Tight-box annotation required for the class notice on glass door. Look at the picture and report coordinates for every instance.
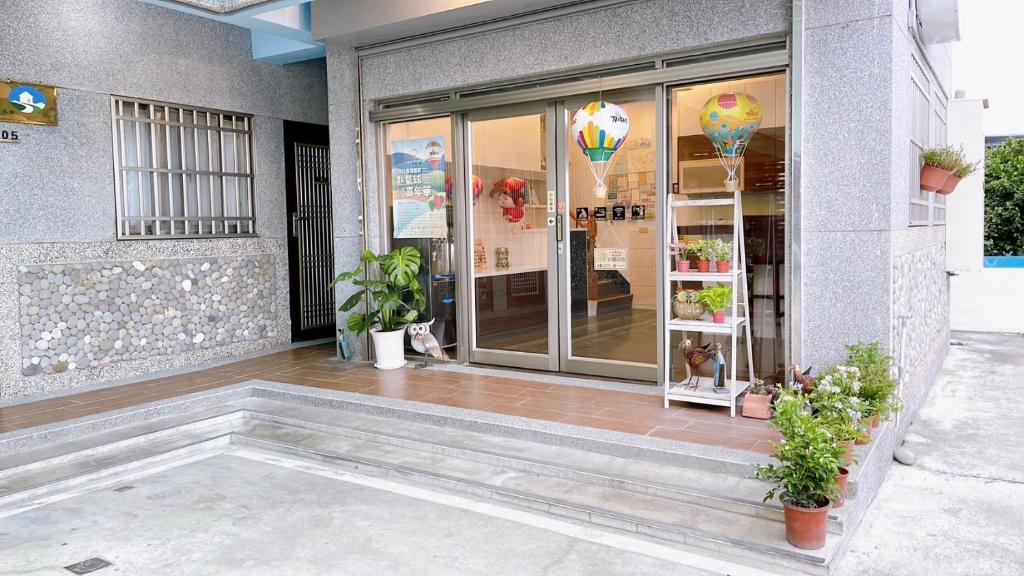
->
[594,248,628,270]
[391,137,448,239]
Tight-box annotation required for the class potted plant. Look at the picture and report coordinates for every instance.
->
[808,365,868,466]
[742,377,776,419]
[835,466,850,508]
[712,239,733,273]
[920,146,957,192]
[333,246,426,370]
[698,284,732,324]
[672,288,704,321]
[845,342,901,428]
[937,149,979,195]
[669,242,692,272]
[691,239,713,273]
[755,388,844,550]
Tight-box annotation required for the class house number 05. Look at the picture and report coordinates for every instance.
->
[0,130,20,143]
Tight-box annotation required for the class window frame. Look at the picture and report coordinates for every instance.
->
[909,56,948,227]
[111,96,258,240]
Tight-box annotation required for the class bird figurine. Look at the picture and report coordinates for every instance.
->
[408,319,449,361]
[790,364,814,394]
[679,339,713,389]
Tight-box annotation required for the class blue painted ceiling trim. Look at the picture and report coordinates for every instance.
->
[143,0,325,64]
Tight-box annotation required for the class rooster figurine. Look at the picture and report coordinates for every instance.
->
[679,339,713,389]
[790,364,814,394]
[408,319,449,361]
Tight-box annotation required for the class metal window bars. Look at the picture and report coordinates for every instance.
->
[111,97,256,239]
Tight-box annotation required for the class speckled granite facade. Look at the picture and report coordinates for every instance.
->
[1,239,290,400]
[17,256,276,377]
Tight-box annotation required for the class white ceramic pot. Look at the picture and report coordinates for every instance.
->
[371,327,407,370]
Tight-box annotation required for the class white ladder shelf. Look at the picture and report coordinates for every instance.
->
[663,189,755,417]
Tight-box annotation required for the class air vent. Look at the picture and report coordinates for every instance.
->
[378,93,453,110]
[663,42,789,69]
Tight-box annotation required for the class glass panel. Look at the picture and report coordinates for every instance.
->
[468,113,549,354]
[566,92,657,365]
[384,117,458,359]
[668,73,788,387]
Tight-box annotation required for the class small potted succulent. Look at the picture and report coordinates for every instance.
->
[755,388,844,550]
[691,239,714,273]
[712,239,733,273]
[742,377,776,419]
[669,242,692,272]
[698,284,732,324]
[672,288,704,321]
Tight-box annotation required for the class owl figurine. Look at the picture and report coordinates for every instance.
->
[407,319,449,361]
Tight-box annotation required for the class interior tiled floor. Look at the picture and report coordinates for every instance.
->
[0,344,779,455]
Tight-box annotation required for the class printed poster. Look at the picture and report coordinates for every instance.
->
[595,248,628,270]
[391,137,447,239]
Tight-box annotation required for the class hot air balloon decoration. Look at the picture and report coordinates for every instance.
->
[444,173,484,205]
[699,92,763,191]
[490,176,529,224]
[571,101,630,199]
[426,140,444,170]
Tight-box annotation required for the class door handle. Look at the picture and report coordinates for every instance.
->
[291,212,299,238]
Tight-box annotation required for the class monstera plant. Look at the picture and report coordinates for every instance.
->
[333,246,426,369]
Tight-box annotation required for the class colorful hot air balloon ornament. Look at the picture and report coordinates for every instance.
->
[572,101,630,199]
[699,92,763,191]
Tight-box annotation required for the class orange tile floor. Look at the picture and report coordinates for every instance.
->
[0,344,780,455]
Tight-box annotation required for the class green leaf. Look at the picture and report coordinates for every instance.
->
[346,313,368,333]
[339,291,364,312]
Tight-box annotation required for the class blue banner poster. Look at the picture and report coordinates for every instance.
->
[391,137,447,239]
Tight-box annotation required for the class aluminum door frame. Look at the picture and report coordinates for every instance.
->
[554,88,661,382]
[462,101,560,371]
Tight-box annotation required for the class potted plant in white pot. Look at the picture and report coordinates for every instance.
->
[755,388,845,550]
[333,246,426,370]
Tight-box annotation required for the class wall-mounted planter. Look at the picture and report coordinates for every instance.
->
[936,174,961,195]
[920,165,952,192]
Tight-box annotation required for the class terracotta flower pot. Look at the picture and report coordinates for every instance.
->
[870,415,880,429]
[834,467,850,508]
[696,260,711,273]
[711,311,727,324]
[936,175,961,195]
[716,261,730,273]
[741,392,772,419]
[920,165,952,192]
[676,259,691,272]
[783,500,832,550]
[855,431,870,445]
[841,440,855,466]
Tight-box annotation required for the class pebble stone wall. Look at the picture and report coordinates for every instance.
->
[891,242,948,379]
[18,256,276,377]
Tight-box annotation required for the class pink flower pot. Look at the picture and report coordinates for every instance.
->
[676,259,691,272]
[936,175,961,195]
[716,261,730,273]
[711,311,726,324]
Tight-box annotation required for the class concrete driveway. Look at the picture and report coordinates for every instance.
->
[837,331,1024,576]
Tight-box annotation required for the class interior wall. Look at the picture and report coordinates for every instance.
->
[0,0,328,400]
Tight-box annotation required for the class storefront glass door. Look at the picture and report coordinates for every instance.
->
[464,104,558,370]
[463,93,659,381]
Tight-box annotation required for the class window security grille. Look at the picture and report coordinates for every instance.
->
[112,97,256,238]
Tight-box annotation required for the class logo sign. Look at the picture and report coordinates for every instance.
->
[631,205,646,220]
[575,207,589,222]
[1,80,58,125]
[595,248,627,270]
[594,206,608,221]
[611,204,626,221]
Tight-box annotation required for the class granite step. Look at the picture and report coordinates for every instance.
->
[233,418,839,575]
[239,398,851,535]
